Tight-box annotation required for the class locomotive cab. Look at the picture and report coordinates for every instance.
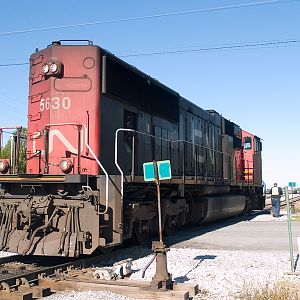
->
[27,40,101,176]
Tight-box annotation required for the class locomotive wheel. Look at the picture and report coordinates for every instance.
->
[150,217,159,235]
[176,211,187,227]
[185,193,195,224]
[164,216,176,236]
[133,220,150,246]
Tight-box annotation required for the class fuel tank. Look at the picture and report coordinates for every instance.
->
[201,195,246,223]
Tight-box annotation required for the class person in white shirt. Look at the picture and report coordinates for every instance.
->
[270,183,283,217]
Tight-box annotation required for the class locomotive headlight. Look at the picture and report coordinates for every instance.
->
[0,160,10,174]
[49,63,58,73]
[60,159,73,173]
[41,64,49,75]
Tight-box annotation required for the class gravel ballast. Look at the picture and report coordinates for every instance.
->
[41,247,293,300]
[130,247,292,299]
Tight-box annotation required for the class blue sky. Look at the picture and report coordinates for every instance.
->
[0,0,299,188]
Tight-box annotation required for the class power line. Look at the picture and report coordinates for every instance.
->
[119,39,300,57]
[0,97,25,114]
[0,92,26,113]
[0,91,25,105]
[0,62,29,67]
[0,0,298,37]
[0,37,299,67]
[0,57,27,62]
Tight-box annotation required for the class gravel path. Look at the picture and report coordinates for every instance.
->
[0,251,16,257]
[248,210,288,222]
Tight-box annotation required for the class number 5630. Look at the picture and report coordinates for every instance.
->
[40,97,71,111]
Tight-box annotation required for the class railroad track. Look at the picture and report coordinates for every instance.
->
[0,246,198,300]
[265,194,300,210]
[0,253,84,299]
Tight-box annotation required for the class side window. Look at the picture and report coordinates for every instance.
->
[243,136,252,150]
[124,110,137,148]
[124,110,136,130]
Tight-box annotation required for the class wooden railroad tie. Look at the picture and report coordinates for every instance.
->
[39,277,199,300]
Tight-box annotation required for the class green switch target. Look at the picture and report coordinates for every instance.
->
[143,160,172,182]
[157,160,171,180]
[143,162,156,182]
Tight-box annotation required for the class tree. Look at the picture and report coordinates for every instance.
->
[1,128,27,173]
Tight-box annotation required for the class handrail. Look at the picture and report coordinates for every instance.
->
[114,128,238,198]
[45,123,109,214]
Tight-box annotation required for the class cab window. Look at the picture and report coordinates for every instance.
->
[244,136,252,150]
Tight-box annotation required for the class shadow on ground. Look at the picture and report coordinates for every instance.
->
[164,210,270,247]
[174,254,217,283]
[91,210,270,267]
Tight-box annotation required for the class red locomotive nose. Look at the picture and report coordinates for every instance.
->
[27,42,100,176]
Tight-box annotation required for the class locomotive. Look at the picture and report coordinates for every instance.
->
[0,40,264,257]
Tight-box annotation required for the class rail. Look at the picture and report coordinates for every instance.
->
[265,194,300,209]
[45,123,109,214]
[0,246,197,299]
[115,128,253,198]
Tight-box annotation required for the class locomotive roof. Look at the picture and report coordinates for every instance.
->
[45,41,239,129]
[98,44,221,125]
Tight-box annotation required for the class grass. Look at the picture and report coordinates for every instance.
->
[239,279,300,300]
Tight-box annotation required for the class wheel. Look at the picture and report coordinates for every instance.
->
[133,220,151,246]
[176,211,187,227]
[164,216,176,236]
[150,216,159,235]
[185,192,197,224]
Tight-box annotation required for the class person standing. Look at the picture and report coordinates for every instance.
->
[270,183,283,217]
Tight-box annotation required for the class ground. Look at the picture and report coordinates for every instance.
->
[2,205,299,299]
[47,208,300,299]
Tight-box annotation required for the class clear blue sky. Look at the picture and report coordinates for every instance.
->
[0,0,299,188]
